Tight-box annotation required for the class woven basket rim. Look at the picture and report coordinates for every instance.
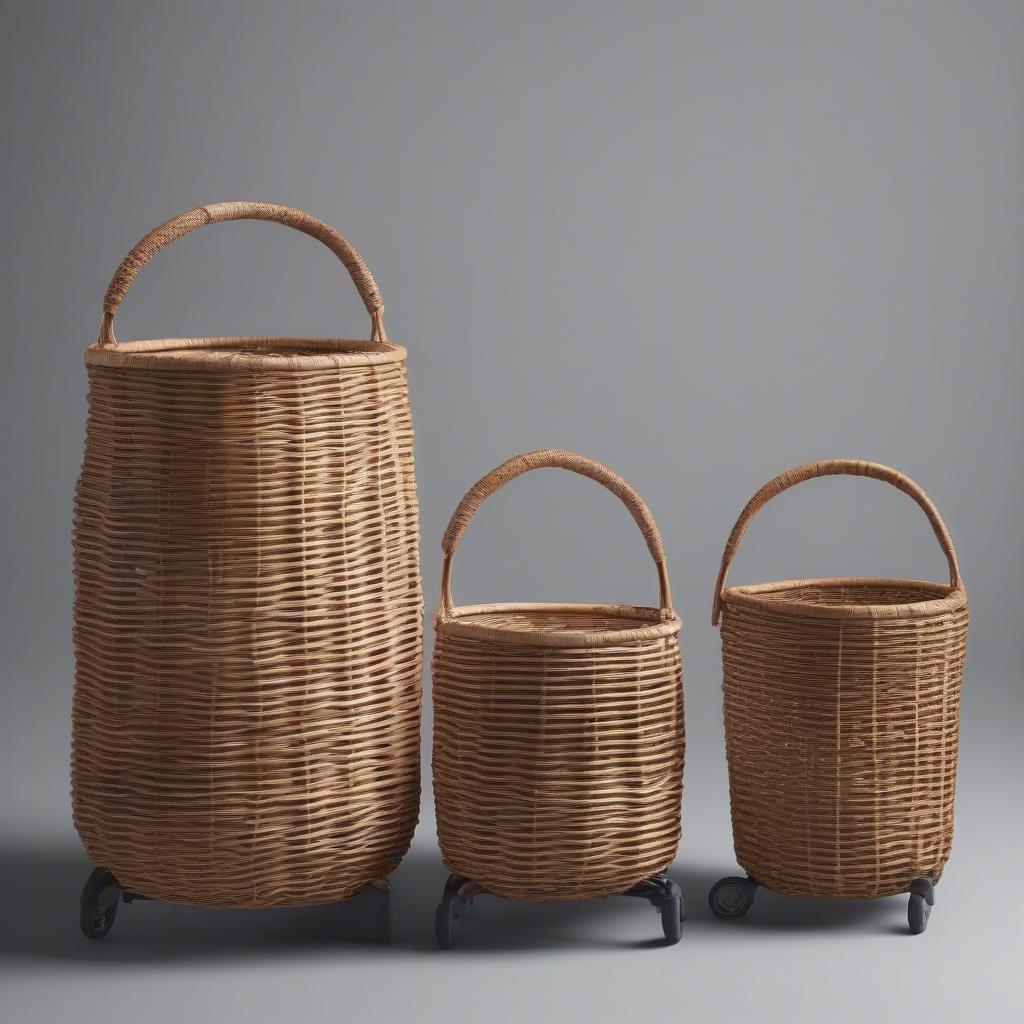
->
[434,601,682,647]
[85,336,407,370]
[722,576,967,620]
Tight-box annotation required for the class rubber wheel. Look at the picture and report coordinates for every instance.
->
[80,900,117,939]
[708,876,755,921]
[908,893,931,935]
[435,901,454,950]
[661,894,683,944]
[80,867,121,940]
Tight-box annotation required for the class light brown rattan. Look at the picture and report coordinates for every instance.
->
[72,202,423,908]
[713,460,968,900]
[432,450,684,902]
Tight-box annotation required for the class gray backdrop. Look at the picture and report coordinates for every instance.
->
[2,2,1022,1021]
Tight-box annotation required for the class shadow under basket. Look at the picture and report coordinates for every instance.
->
[707,459,968,936]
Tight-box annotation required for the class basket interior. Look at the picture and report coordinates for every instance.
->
[754,580,947,608]
[177,342,355,359]
[455,606,661,634]
[437,602,683,646]
[86,337,404,369]
[724,577,965,619]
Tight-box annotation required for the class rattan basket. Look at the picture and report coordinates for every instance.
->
[712,460,968,901]
[432,449,684,902]
[72,202,423,909]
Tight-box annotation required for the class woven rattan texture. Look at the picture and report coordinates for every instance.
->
[715,461,969,900]
[432,451,684,901]
[755,580,943,609]
[73,359,422,907]
[453,607,657,633]
[72,203,422,908]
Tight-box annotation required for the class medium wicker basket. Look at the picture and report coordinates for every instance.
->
[72,202,423,909]
[432,449,684,902]
[712,460,968,901]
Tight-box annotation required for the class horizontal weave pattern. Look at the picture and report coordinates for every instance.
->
[433,615,683,901]
[721,585,967,898]
[73,347,422,907]
[715,460,968,901]
[432,450,683,903]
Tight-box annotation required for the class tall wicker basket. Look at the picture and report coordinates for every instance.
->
[707,460,968,934]
[431,450,685,947]
[72,203,422,933]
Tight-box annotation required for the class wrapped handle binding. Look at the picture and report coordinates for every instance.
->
[712,459,963,625]
[440,449,673,615]
[97,201,386,346]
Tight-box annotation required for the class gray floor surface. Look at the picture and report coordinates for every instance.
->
[2,671,1021,1024]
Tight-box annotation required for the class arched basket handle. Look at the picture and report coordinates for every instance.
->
[712,459,963,625]
[440,449,674,617]
[96,201,386,346]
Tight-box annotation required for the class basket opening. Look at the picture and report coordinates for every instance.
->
[458,606,659,633]
[85,337,406,369]
[436,602,682,647]
[723,577,966,620]
[756,580,947,608]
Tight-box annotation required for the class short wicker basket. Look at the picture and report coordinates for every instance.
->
[432,450,684,902]
[712,460,968,901]
[72,202,423,909]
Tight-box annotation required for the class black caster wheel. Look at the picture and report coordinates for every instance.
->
[434,875,468,950]
[661,891,684,944]
[80,867,122,940]
[624,873,684,944]
[708,876,757,921]
[908,878,935,935]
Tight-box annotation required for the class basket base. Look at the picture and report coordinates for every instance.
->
[707,872,938,935]
[433,872,684,948]
[78,866,393,943]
